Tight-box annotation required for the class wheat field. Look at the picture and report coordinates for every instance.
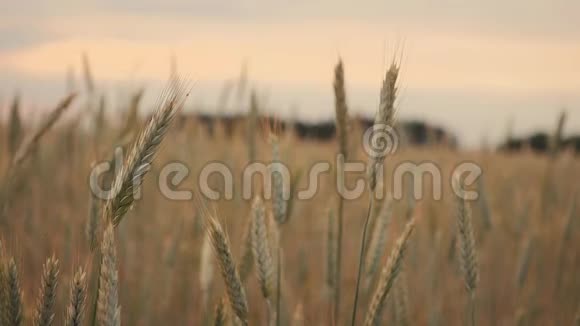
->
[0,61,579,326]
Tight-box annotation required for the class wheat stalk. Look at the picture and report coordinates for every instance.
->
[82,53,95,93]
[555,193,577,294]
[291,302,305,326]
[285,169,302,222]
[8,93,23,158]
[363,197,384,265]
[0,93,76,215]
[325,208,337,296]
[97,223,121,326]
[86,189,101,251]
[65,267,87,326]
[405,176,416,220]
[550,110,567,157]
[33,255,59,326]
[393,270,410,326]
[267,213,281,262]
[476,178,493,231]
[12,93,77,170]
[333,59,350,324]
[515,237,534,291]
[117,89,144,145]
[514,308,527,326]
[0,241,6,325]
[247,91,259,162]
[94,94,107,136]
[364,196,392,289]
[214,298,227,326]
[238,213,254,283]
[363,218,415,326]
[0,255,5,325]
[205,214,249,325]
[351,61,399,326]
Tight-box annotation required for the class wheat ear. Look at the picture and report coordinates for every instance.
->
[454,175,479,326]
[363,218,415,326]
[65,267,87,326]
[251,196,275,300]
[271,136,288,225]
[102,78,188,228]
[5,258,23,326]
[455,179,479,293]
[33,255,59,326]
[334,59,349,160]
[367,62,398,192]
[206,215,249,325]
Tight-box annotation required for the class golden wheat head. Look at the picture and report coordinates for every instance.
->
[101,78,189,229]
[33,255,59,326]
[205,214,249,325]
[364,218,415,326]
[65,267,87,326]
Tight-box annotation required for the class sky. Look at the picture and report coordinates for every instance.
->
[1,0,579,148]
